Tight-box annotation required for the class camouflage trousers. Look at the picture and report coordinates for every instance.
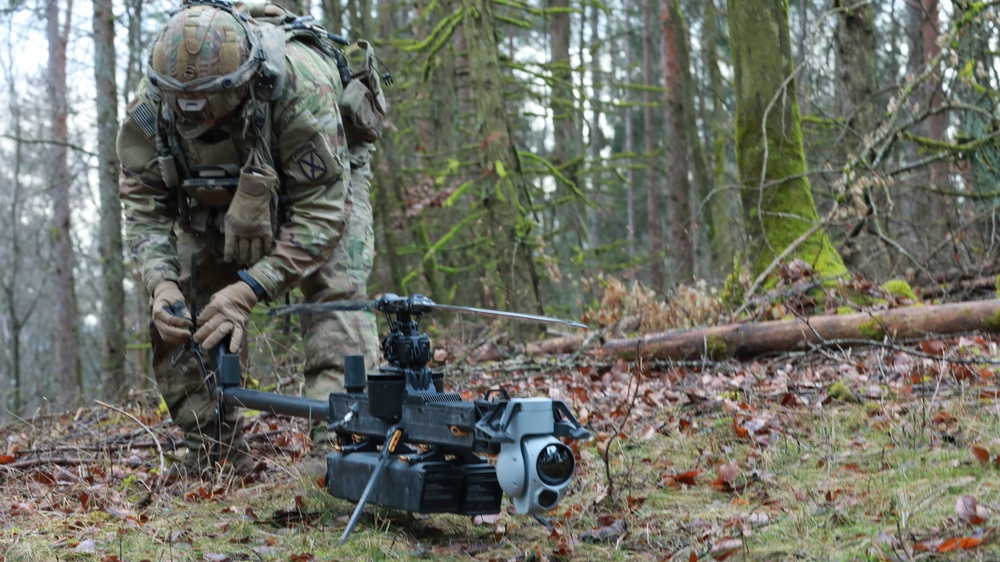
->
[151,143,380,453]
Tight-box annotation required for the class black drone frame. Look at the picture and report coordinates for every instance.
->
[200,293,590,544]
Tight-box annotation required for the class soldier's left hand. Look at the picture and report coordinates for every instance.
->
[193,281,258,352]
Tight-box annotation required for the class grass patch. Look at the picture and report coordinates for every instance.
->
[3,357,1000,560]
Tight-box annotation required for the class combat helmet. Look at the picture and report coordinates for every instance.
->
[147,0,263,123]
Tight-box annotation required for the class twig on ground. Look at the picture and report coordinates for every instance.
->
[95,400,166,481]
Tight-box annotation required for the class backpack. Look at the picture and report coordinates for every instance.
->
[236,0,389,144]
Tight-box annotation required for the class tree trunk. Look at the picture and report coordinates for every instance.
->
[703,0,737,272]
[642,0,664,290]
[477,299,1000,363]
[2,85,29,414]
[660,0,692,281]
[604,299,1000,361]
[954,1,1000,219]
[549,0,584,246]
[370,0,403,292]
[358,0,373,35]
[834,0,878,157]
[670,0,711,279]
[728,0,847,285]
[123,0,145,101]
[624,12,637,259]
[94,0,127,401]
[586,1,602,250]
[905,0,946,233]
[461,0,543,315]
[323,0,344,34]
[796,0,810,114]
[47,0,80,409]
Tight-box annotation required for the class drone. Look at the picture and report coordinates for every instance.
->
[205,293,591,543]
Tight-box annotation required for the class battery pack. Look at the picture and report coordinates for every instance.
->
[326,451,502,515]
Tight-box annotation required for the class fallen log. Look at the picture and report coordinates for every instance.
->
[603,299,1000,361]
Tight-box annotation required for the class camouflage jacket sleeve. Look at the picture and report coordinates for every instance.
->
[118,79,181,295]
[246,41,351,298]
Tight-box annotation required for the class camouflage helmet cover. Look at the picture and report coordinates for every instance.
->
[148,2,261,122]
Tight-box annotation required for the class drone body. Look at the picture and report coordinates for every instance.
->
[214,294,590,541]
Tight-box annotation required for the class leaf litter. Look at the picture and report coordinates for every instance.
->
[3,277,1000,558]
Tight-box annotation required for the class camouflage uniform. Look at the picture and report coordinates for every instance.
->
[119,12,379,460]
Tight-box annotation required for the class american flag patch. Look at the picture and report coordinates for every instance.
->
[129,100,157,138]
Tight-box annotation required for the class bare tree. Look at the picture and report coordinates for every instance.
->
[660,0,692,280]
[46,0,80,408]
[728,0,847,285]
[642,0,664,290]
[94,0,126,399]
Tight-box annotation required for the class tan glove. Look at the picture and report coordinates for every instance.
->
[193,281,258,353]
[151,281,193,345]
[224,164,278,266]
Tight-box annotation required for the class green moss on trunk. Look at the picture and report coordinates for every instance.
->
[461,0,542,315]
[982,308,1000,333]
[857,317,886,340]
[728,0,847,285]
[880,279,918,301]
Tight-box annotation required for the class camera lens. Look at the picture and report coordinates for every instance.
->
[538,490,559,509]
[536,443,574,485]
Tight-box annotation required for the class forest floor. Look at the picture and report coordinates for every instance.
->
[3,289,1000,560]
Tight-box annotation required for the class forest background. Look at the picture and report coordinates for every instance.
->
[0,0,998,417]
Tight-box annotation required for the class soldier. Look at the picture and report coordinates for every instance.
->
[118,0,384,477]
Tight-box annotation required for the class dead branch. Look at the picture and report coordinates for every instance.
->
[95,400,165,479]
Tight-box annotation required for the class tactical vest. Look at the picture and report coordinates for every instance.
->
[138,0,388,233]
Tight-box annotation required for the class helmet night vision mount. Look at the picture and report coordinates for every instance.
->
[205,293,591,543]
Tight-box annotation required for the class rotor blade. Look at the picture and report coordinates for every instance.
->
[268,300,376,316]
[427,303,588,329]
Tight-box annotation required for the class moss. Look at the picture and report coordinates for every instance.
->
[880,279,918,301]
[837,306,854,315]
[995,274,1000,299]
[857,316,886,340]
[982,309,1000,333]
[729,1,847,286]
[704,335,729,361]
[827,382,857,403]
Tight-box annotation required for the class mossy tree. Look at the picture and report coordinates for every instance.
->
[727,0,847,285]
[702,0,738,276]
[660,0,692,281]
[460,0,543,314]
[954,0,1000,222]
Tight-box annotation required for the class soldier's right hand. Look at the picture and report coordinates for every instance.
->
[151,281,193,345]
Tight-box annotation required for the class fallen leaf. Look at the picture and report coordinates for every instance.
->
[717,461,739,484]
[958,529,985,549]
[732,418,750,440]
[937,537,960,553]
[472,513,503,525]
[971,446,991,466]
[578,518,627,543]
[73,539,97,553]
[956,495,989,525]
[670,469,701,487]
[710,537,742,560]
